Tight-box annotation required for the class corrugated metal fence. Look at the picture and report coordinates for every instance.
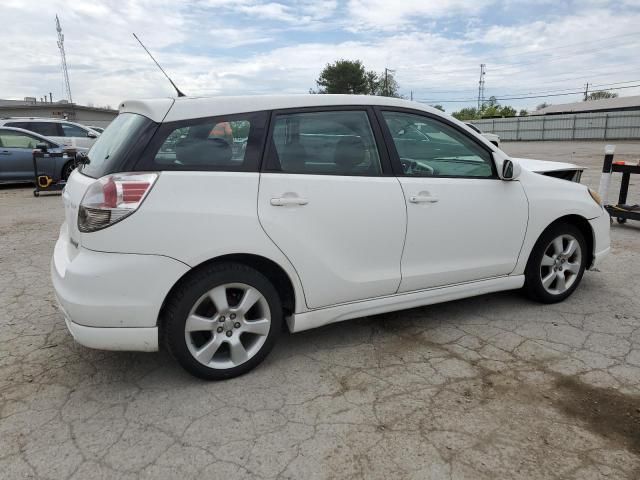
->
[470,111,640,141]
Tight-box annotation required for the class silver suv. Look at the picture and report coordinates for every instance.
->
[0,118,100,153]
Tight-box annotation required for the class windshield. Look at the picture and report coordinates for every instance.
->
[81,113,156,178]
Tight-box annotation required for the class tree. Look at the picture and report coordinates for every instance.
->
[378,70,401,98]
[311,60,402,97]
[586,90,618,101]
[452,107,479,121]
[519,109,528,117]
[313,60,373,94]
[431,104,445,112]
[536,102,550,111]
[452,99,518,120]
[500,106,517,117]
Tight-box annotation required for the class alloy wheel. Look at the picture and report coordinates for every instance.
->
[539,234,582,295]
[184,283,271,369]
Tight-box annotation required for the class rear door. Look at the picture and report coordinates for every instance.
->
[60,122,94,149]
[258,107,407,309]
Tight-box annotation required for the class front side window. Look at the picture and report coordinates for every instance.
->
[153,118,256,170]
[0,129,47,149]
[61,123,88,137]
[266,110,381,176]
[382,111,494,178]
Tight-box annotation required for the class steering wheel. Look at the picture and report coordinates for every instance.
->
[400,158,436,176]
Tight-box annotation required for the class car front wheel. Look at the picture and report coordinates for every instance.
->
[524,223,587,303]
[162,262,282,380]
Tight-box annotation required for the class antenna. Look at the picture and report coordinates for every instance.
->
[477,64,486,110]
[56,15,73,103]
[132,33,185,97]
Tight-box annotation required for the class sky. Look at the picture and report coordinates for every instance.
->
[2,0,640,113]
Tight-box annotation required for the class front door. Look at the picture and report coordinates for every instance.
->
[258,108,406,309]
[378,109,528,292]
[0,129,41,181]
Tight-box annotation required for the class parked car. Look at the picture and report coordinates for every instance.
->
[87,126,105,133]
[0,126,72,183]
[465,123,500,147]
[52,95,610,380]
[0,118,100,155]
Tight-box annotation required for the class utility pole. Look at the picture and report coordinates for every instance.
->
[584,82,589,101]
[383,68,396,97]
[56,14,73,104]
[477,64,486,110]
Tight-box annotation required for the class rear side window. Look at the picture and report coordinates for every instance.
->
[144,111,268,172]
[81,113,157,179]
[265,110,381,176]
[26,122,60,137]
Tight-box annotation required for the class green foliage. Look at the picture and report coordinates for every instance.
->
[313,59,372,94]
[312,59,401,97]
[519,109,528,117]
[451,107,479,121]
[452,98,517,120]
[586,90,618,101]
[431,104,445,112]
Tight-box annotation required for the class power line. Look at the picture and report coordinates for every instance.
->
[415,83,640,103]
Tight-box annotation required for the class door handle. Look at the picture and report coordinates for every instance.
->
[270,196,309,206]
[409,194,439,204]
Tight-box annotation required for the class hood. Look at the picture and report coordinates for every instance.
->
[513,157,584,173]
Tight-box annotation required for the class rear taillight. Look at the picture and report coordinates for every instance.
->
[78,173,158,232]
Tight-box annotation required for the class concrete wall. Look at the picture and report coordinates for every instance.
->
[470,110,640,141]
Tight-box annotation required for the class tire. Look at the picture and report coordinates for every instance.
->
[524,223,587,304]
[162,262,282,380]
[61,160,75,181]
[617,217,627,225]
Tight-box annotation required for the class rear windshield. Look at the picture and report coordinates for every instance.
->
[81,113,157,178]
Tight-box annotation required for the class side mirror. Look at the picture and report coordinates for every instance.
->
[87,131,98,138]
[501,158,522,180]
[35,143,48,152]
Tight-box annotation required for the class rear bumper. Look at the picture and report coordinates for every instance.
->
[63,314,158,352]
[51,224,189,351]
[589,212,611,269]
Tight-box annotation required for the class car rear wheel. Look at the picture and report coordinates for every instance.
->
[524,223,587,303]
[162,262,282,380]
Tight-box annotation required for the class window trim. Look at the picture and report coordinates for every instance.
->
[134,111,269,173]
[374,107,499,180]
[262,105,394,177]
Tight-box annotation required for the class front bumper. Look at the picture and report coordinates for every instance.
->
[589,212,611,269]
[51,224,190,351]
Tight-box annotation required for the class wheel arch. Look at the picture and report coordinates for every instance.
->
[529,214,594,268]
[158,253,298,331]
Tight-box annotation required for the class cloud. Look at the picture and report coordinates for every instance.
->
[346,0,495,30]
[0,0,639,113]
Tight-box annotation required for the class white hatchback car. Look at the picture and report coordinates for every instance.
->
[52,95,610,379]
